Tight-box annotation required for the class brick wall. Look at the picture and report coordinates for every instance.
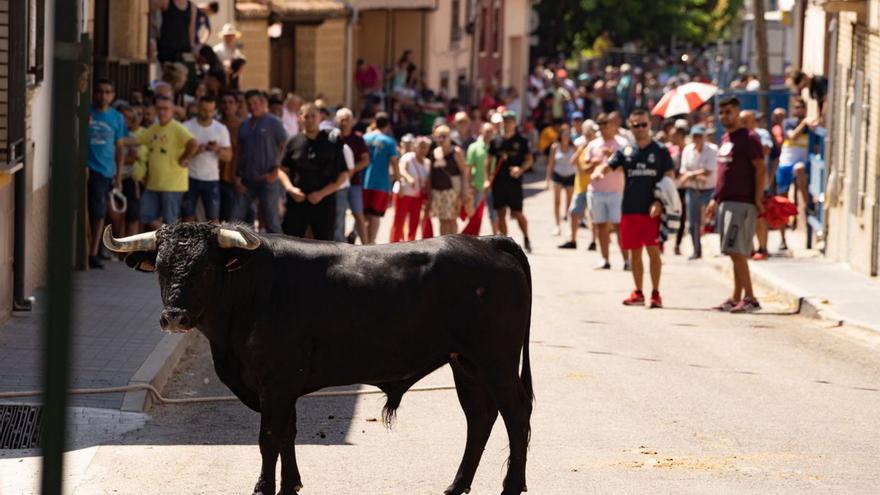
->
[295,24,317,98]
[314,18,345,105]
[239,18,270,90]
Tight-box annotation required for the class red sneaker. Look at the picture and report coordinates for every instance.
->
[752,250,769,261]
[649,290,663,309]
[623,290,645,306]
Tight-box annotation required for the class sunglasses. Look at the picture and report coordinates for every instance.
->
[630,122,649,129]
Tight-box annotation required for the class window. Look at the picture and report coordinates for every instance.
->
[451,0,462,44]
[27,0,45,84]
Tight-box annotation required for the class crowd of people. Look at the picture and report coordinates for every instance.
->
[86,13,824,313]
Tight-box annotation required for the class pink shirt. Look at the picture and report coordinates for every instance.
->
[586,135,628,193]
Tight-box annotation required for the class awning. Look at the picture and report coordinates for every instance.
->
[817,0,868,15]
[349,0,436,10]
[236,1,349,20]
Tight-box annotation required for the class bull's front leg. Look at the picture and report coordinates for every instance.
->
[279,404,302,494]
[253,393,299,495]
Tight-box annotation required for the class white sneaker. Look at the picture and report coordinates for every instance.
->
[552,226,561,236]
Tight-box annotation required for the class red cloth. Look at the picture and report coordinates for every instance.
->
[620,214,661,249]
[390,194,425,242]
[421,214,433,239]
[763,195,798,229]
[461,198,486,236]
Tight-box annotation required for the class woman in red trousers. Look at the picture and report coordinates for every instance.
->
[390,136,431,242]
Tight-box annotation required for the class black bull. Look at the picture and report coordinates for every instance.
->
[104,223,534,495]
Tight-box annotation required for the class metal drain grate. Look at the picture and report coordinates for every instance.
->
[0,405,43,449]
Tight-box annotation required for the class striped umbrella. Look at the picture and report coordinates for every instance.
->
[651,82,718,118]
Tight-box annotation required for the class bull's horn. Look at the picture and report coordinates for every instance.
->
[103,226,157,252]
[217,228,260,250]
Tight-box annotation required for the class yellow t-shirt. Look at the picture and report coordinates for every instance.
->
[131,127,150,183]
[137,120,194,192]
[574,148,591,194]
[538,127,558,154]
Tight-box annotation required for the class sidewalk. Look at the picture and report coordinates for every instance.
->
[703,229,880,334]
[0,261,193,412]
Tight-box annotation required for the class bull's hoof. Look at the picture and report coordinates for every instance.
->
[253,477,275,495]
[277,484,303,495]
[444,484,471,495]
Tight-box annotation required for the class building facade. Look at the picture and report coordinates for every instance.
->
[423,0,474,100]
[818,0,880,276]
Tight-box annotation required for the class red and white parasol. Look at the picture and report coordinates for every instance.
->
[651,82,718,118]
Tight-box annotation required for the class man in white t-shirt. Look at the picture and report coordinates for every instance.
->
[182,96,232,222]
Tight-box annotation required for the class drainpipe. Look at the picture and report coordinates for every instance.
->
[822,17,837,255]
[12,142,31,311]
[340,1,356,108]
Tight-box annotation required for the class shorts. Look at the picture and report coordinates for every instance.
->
[717,201,757,256]
[181,178,220,220]
[121,178,141,223]
[87,172,113,220]
[569,191,587,216]
[140,190,185,225]
[552,172,575,187]
[620,214,660,249]
[363,188,390,217]
[431,188,460,221]
[775,161,806,194]
[347,184,365,215]
[492,180,524,212]
[587,191,622,224]
[283,194,337,241]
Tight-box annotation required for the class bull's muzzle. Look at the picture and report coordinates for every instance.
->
[160,308,194,333]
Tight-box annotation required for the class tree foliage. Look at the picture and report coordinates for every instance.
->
[533,0,743,58]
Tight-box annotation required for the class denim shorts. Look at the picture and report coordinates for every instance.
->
[87,172,113,220]
[347,184,364,215]
[569,191,588,216]
[182,178,221,220]
[140,190,185,225]
[587,191,622,224]
[121,178,141,223]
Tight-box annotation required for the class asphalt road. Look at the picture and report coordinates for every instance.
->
[16,172,880,494]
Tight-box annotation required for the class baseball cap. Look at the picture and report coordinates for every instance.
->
[502,110,518,120]
[674,118,689,130]
[689,124,706,136]
[490,112,504,124]
[570,111,584,121]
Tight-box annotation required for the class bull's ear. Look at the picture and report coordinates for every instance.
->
[124,252,158,273]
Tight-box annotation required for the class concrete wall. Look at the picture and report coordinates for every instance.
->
[502,0,527,94]
[425,1,471,98]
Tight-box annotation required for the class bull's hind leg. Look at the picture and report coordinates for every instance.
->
[445,358,498,495]
[254,393,302,495]
[486,373,532,495]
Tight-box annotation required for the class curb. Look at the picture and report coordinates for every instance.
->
[707,257,847,327]
[121,331,198,412]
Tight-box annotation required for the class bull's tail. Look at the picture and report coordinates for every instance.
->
[485,236,534,403]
